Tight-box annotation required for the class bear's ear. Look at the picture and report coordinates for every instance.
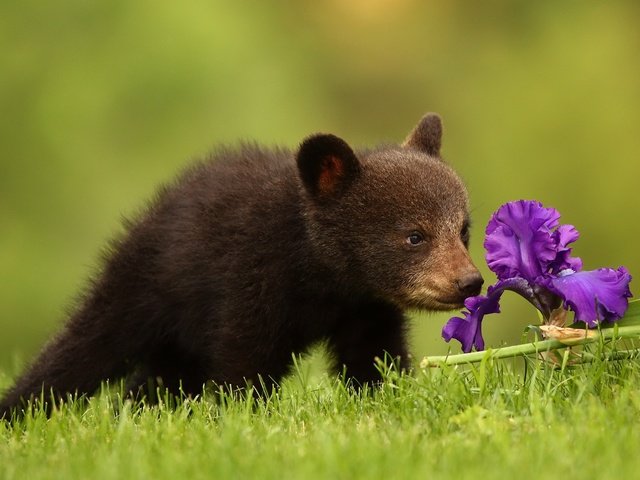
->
[402,113,442,157]
[296,134,361,199]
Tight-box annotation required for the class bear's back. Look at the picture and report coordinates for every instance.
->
[133,144,306,309]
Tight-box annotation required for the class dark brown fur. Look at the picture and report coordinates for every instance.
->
[0,113,482,419]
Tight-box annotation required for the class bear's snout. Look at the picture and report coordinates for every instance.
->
[455,271,484,298]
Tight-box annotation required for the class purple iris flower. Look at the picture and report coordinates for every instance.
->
[442,200,633,353]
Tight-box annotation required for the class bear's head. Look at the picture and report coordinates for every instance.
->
[296,113,483,311]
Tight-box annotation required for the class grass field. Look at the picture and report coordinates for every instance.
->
[2,349,639,480]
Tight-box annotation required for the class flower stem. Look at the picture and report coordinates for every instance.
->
[579,349,640,363]
[422,325,640,367]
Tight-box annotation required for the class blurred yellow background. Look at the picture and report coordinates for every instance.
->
[1,0,639,370]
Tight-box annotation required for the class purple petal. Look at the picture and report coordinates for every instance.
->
[442,278,535,352]
[442,296,498,353]
[484,200,561,281]
[541,267,633,327]
[548,224,583,274]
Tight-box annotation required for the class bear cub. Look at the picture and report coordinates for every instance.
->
[0,113,482,418]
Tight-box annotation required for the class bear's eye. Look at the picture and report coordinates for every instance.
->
[460,222,470,247]
[407,232,425,246]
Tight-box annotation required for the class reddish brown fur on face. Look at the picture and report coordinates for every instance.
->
[403,240,481,310]
[0,114,480,420]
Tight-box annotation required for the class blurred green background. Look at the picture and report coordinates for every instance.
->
[1,0,639,372]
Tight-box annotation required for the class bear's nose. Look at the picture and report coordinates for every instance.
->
[455,272,484,298]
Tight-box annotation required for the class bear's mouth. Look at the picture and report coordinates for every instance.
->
[429,297,466,311]
[402,293,466,311]
[397,283,468,311]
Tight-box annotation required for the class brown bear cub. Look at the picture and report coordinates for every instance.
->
[0,113,482,418]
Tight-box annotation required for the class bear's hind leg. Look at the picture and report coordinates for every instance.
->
[125,345,211,404]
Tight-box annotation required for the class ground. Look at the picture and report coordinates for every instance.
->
[1,349,639,480]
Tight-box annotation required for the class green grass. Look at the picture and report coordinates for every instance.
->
[2,351,640,480]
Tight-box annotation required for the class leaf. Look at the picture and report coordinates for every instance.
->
[538,325,597,345]
[546,307,568,327]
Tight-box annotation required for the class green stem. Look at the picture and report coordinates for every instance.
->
[579,349,640,363]
[422,325,640,367]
